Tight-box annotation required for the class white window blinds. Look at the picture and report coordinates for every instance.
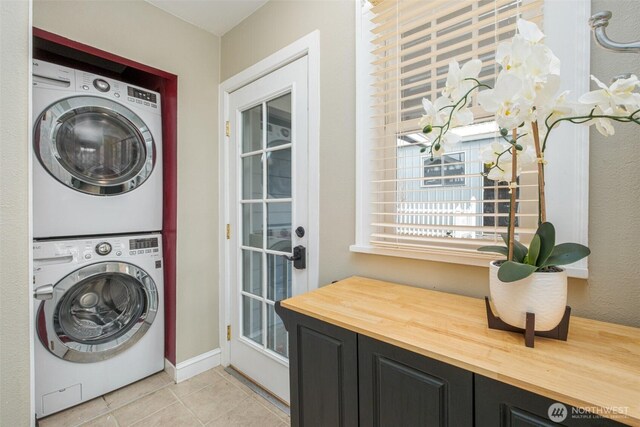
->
[362,0,544,256]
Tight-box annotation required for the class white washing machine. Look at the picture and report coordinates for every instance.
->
[33,233,164,418]
[32,60,163,238]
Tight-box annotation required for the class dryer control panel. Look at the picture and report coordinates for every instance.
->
[32,59,162,114]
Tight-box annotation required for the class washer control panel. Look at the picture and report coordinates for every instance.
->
[33,234,163,268]
[95,242,112,256]
[93,78,111,92]
[129,237,160,256]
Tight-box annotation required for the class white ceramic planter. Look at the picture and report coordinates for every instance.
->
[489,261,568,331]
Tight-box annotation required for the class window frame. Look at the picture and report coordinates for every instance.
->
[351,0,591,278]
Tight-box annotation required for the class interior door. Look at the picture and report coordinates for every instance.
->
[228,56,308,403]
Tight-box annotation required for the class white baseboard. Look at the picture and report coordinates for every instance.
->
[165,348,222,383]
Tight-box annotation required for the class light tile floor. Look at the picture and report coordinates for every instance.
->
[38,367,290,427]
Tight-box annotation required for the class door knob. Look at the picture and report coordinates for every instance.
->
[284,245,306,270]
[33,284,54,300]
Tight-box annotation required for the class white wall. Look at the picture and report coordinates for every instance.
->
[33,0,221,363]
[0,1,33,425]
[222,0,640,327]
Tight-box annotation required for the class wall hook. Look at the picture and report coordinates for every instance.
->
[589,11,640,54]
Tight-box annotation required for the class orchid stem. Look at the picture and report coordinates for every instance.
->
[531,121,547,225]
[507,129,518,261]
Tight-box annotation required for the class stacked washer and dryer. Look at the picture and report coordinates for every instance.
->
[32,60,165,418]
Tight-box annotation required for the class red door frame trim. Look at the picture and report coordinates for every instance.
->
[32,27,178,365]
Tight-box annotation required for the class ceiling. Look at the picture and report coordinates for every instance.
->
[146,0,269,36]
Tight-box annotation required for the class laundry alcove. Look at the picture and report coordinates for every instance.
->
[32,27,179,366]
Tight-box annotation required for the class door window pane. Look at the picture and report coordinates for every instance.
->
[267,304,288,358]
[242,203,263,248]
[267,202,291,252]
[242,250,262,296]
[242,154,263,200]
[267,93,291,149]
[242,104,263,153]
[267,254,292,302]
[242,296,263,345]
[267,149,291,199]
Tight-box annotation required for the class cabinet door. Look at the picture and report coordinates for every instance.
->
[358,336,473,427]
[475,375,626,426]
[287,311,359,427]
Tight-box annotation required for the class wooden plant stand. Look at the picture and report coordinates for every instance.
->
[485,297,571,348]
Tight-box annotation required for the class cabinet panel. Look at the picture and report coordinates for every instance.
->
[287,311,358,427]
[358,336,473,427]
[475,375,626,427]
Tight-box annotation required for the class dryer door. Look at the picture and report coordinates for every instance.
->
[36,262,158,362]
[34,96,156,196]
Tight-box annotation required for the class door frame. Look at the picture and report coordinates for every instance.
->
[219,31,320,367]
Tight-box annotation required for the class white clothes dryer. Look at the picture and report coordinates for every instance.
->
[33,233,165,418]
[32,60,163,238]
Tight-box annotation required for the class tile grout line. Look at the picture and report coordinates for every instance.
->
[166,383,206,426]
[81,375,173,427]
[220,367,290,421]
[128,401,184,427]
[104,374,173,412]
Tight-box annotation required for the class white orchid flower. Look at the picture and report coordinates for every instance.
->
[478,73,531,129]
[517,18,545,43]
[579,74,640,113]
[440,130,461,146]
[442,59,482,100]
[588,106,616,136]
[451,107,474,127]
[482,142,508,165]
[418,96,451,130]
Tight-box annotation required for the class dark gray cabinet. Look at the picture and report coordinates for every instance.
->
[285,310,359,427]
[358,336,473,427]
[278,304,627,427]
[475,375,625,427]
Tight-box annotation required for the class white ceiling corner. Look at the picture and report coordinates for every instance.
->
[145,0,269,37]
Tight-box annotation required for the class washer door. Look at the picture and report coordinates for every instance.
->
[34,96,155,196]
[36,262,158,362]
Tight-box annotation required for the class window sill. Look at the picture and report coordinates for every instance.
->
[349,244,588,279]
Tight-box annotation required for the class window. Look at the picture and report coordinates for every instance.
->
[422,152,466,187]
[352,0,591,278]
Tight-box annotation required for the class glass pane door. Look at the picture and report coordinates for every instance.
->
[240,93,292,360]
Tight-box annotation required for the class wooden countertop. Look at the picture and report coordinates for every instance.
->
[280,276,640,425]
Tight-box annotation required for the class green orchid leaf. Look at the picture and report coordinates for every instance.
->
[542,243,591,267]
[477,245,508,257]
[527,234,541,266]
[535,222,556,267]
[497,261,538,283]
[499,233,527,262]
[512,239,528,263]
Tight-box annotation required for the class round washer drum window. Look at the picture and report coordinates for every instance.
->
[36,262,159,363]
[54,272,146,345]
[34,96,156,196]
